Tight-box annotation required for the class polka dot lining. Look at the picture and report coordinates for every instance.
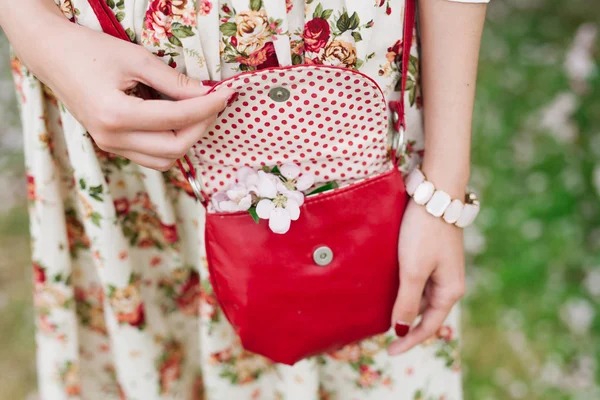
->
[191,65,391,194]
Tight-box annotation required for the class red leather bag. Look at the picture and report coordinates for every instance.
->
[87,0,415,365]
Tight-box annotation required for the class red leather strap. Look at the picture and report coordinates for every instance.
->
[86,0,205,200]
[400,0,416,130]
[390,0,416,166]
[88,0,130,41]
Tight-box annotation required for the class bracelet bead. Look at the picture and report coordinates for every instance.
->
[413,181,435,205]
[425,190,452,217]
[405,168,425,196]
[405,167,480,228]
[442,199,464,224]
[455,202,480,228]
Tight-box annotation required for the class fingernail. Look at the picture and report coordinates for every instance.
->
[201,80,218,87]
[394,321,410,337]
[225,92,239,107]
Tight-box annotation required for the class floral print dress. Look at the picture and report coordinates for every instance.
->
[11,0,487,399]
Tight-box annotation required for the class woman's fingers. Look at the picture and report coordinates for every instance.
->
[132,50,210,100]
[97,87,234,133]
[390,262,430,338]
[387,302,452,356]
[114,149,176,172]
[96,117,215,159]
[388,267,465,356]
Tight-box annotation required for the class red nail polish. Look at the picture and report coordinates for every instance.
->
[226,92,239,107]
[394,322,410,337]
[201,80,218,87]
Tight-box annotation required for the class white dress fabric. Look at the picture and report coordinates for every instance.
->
[11,0,487,399]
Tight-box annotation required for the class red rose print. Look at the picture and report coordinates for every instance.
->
[221,5,231,13]
[303,18,331,53]
[33,262,46,285]
[175,271,200,315]
[113,198,130,215]
[199,0,212,16]
[116,303,146,328]
[386,6,392,15]
[161,222,179,244]
[236,42,279,69]
[27,175,35,201]
[230,36,238,47]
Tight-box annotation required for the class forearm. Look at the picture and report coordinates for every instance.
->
[418,0,487,198]
[0,0,73,81]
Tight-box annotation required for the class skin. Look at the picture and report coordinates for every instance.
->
[1,0,487,354]
[0,0,236,171]
[389,0,487,355]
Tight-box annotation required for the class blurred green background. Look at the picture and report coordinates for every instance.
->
[1,0,599,399]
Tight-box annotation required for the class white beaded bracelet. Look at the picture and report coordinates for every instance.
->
[405,168,480,228]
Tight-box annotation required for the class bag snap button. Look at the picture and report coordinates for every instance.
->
[313,246,334,266]
[269,87,290,102]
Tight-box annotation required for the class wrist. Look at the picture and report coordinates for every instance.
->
[420,158,470,199]
[405,167,480,228]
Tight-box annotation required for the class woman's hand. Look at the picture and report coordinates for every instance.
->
[2,0,235,171]
[388,198,465,355]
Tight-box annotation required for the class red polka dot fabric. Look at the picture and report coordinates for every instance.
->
[191,65,391,195]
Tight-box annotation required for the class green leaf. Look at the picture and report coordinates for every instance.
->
[321,9,334,20]
[248,207,260,224]
[168,35,183,47]
[79,178,86,190]
[90,212,102,227]
[404,78,414,91]
[106,0,115,8]
[313,3,323,19]
[249,0,262,11]
[171,23,195,39]
[336,12,350,33]
[307,181,339,196]
[270,165,281,175]
[125,28,136,42]
[351,31,362,42]
[115,12,125,22]
[116,0,125,9]
[348,12,360,30]
[292,53,303,65]
[219,22,238,37]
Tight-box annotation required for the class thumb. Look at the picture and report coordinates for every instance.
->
[135,50,209,100]
[391,268,428,337]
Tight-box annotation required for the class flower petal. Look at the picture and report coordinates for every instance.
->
[280,163,300,180]
[237,195,253,211]
[276,180,289,193]
[285,190,305,207]
[226,183,248,201]
[219,200,239,212]
[269,207,292,234]
[256,199,275,219]
[285,198,301,221]
[295,173,315,191]
[211,192,229,211]
[257,171,278,198]
[237,166,258,185]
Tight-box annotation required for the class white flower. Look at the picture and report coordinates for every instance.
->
[237,166,259,188]
[279,163,315,192]
[212,183,252,212]
[256,193,301,234]
[256,170,279,198]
